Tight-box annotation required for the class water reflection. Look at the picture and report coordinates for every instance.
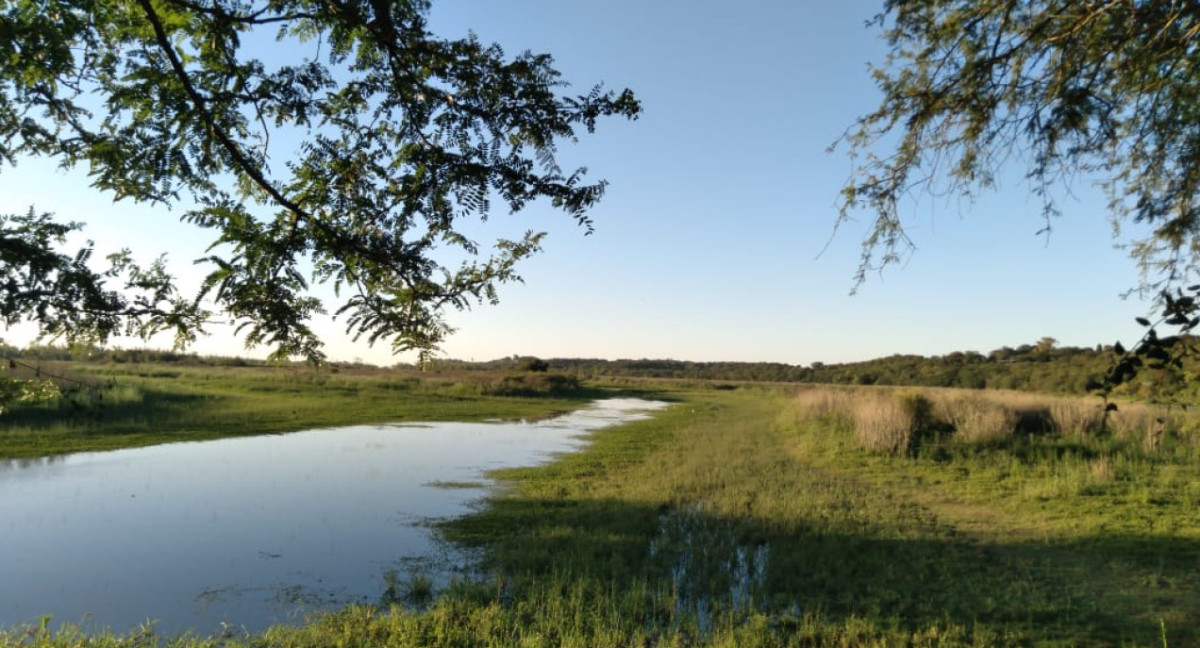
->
[0,398,668,637]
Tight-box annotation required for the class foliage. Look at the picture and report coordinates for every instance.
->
[486,345,1123,395]
[483,371,579,396]
[0,209,207,349]
[838,0,1200,293]
[0,366,55,415]
[0,0,639,362]
[1091,285,1200,424]
[515,355,550,372]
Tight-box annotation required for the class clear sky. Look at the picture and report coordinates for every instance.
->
[0,0,1153,365]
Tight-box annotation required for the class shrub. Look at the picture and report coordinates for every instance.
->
[515,357,550,372]
[485,372,581,396]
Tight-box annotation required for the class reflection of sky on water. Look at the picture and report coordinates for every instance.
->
[0,399,668,637]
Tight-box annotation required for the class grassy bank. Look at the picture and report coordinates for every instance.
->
[0,362,606,459]
[4,384,1197,645]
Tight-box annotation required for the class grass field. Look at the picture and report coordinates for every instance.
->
[3,378,1198,646]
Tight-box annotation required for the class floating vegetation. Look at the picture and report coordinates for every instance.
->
[423,480,486,490]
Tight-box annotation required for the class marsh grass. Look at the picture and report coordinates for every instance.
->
[850,391,917,453]
[935,394,1019,444]
[805,384,1200,456]
[791,386,855,421]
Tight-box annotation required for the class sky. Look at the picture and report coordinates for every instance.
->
[0,0,1155,365]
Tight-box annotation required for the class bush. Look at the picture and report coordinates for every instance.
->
[485,372,581,397]
[515,357,550,372]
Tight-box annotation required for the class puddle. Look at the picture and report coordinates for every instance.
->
[649,504,772,630]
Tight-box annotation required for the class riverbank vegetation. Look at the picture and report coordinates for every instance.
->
[4,382,1196,646]
[0,360,596,460]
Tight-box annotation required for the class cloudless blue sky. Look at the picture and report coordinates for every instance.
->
[0,0,1152,365]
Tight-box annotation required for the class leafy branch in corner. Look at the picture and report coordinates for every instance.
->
[0,0,640,364]
[1089,287,1200,428]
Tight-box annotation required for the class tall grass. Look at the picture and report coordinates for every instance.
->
[850,391,922,453]
[934,394,1018,444]
[797,384,1198,455]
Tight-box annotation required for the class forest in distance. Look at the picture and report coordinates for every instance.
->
[3,336,1175,400]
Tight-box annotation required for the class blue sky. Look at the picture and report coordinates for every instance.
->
[0,0,1152,365]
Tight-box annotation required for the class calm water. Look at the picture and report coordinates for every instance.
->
[0,398,668,637]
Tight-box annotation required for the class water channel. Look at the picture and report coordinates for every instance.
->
[0,398,669,637]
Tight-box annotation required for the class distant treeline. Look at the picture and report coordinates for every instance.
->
[0,344,270,367]
[443,341,1189,399]
[3,339,1190,399]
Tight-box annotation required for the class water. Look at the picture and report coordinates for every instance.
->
[0,398,669,637]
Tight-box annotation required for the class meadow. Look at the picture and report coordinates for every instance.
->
[2,372,1198,646]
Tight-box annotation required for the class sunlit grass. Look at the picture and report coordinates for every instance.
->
[3,383,1197,646]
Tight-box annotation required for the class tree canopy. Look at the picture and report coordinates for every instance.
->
[838,0,1200,292]
[838,0,1200,397]
[0,0,639,363]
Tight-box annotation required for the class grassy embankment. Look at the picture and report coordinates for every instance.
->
[0,362,605,459]
[4,382,1199,646]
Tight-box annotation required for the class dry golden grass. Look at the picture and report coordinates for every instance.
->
[934,395,1018,444]
[793,383,1200,454]
[1048,398,1105,438]
[792,386,855,421]
[1108,401,1177,452]
[850,391,919,454]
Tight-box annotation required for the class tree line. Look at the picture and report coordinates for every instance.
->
[4,339,1194,402]
[440,341,1193,400]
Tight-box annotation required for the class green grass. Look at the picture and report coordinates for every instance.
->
[439,386,1198,645]
[0,362,613,459]
[3,383,1197,646]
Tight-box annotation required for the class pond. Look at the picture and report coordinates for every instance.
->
[0,398,669,637]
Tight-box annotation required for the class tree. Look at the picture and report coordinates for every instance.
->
[1034,336,1057,355]
[0,0,639,362]
[837,0,1200,292]
[837,0,1200,398]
